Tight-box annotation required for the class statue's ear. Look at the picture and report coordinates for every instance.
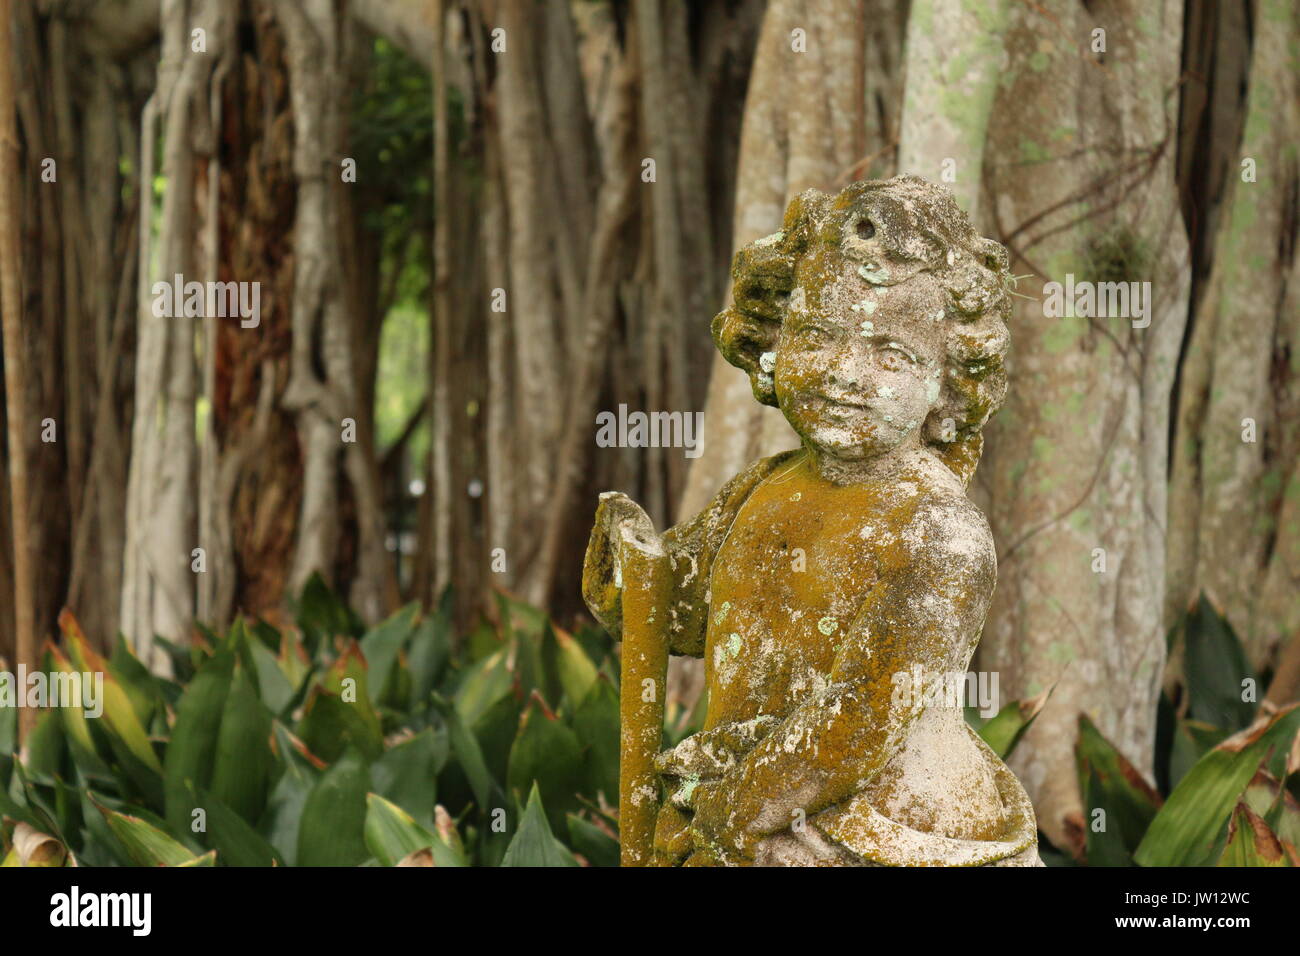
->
[730,244,795,322]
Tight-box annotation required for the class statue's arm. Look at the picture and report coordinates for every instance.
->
[582,450,803,658]
[690,499,997,859]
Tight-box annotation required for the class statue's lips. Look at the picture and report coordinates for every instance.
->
[813,392,873,411]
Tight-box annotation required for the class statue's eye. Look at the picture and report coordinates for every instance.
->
[856,218,876,240]
[875,343,919,371]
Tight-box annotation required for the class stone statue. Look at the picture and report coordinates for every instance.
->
[583,176,1041,867]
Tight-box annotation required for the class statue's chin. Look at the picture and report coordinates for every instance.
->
[801,424,906,464]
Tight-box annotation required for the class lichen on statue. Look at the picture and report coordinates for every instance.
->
[583,175,1041,866]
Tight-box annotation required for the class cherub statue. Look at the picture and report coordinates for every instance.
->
[583,176,1040,867]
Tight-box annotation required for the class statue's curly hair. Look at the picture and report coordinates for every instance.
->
[711,175,1012,484]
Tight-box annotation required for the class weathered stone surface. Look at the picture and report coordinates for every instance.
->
[584,176,1040,866]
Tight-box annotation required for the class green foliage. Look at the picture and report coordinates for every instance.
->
[1043,595,1298,867]
[0,575,622,867]
[8,584,1293,868]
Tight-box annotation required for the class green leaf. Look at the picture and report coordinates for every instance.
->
[976,685,1053,760]
[371,729,443,829]
[433,694,494,811]
[1182,595,1257,732]
[1242,769,1300,849]
[500,784,579,867]
[294,572,362,652]
[573,676,620,803]
[261,724,322,866]
[297,747,371,867]
[507,693,584,833]
[21,711,66,786]
[359,603,421,707]
[208,663,275,823]
[567,813,619,867]
[1168,718,1229,790]
[407,613,451,708]
[164,650,235,834]
[60,611,162,777]
[1217,802,1294,866]
[1136,704,1300,866]
[364,793,464,867]
[1075,714,1162,866]
[454,648,513,727]
[98,804,198,867]
[549,623,599,710]
[297,643,384,762]
[189,784,284,867]
[248,639,296,716]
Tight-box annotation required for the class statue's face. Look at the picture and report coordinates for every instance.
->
[774,255,947,463]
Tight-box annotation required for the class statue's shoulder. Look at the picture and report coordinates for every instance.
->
[900,460,996,575]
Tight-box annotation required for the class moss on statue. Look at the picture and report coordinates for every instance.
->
[583,176,1041,867]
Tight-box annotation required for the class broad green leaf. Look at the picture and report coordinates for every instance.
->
[1076,714,1162,866]
[164,650,235,834]
[977,685,1053,760]
[406,613,451,708]
[208,663,275,823]
[549,623,598,710]
[507,693,584,833]
[98,805,197,867]
[21,711,65,786]
[60,611,162,776]
[567,813,619,867]
[248,639,296,716]
[1217,802,1294,866]
[371,729,442,829]
[108,634,163,729]
[1136,704,1300,866]
[573,676,620,803]
[262,724,322,866]
[432,694,494,812]
[1182,595,1257,732]
[364,794,463,867]
[297,643,383,762]
[454,648,513,727]
[1168,718,1228,790]
[297,747,371,867]
[189,784,283,867]
[473,692,522,785]
[359,603,420,707]
[500,784,579,867]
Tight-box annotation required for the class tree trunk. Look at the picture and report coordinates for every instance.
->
[976,0,1190,856]
[1166,0,1300,668]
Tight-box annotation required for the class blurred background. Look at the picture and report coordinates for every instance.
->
[0,0,1297,861]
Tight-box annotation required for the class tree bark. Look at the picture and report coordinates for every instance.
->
[0,0,37,741]
[976,0,1191,855]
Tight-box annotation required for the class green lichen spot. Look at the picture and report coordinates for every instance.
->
[817,616,839,636]
[713,601,732,626]
[727,632,742,657]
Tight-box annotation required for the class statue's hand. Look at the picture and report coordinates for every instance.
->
[581,492,661,636]
[688,779,760,864]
